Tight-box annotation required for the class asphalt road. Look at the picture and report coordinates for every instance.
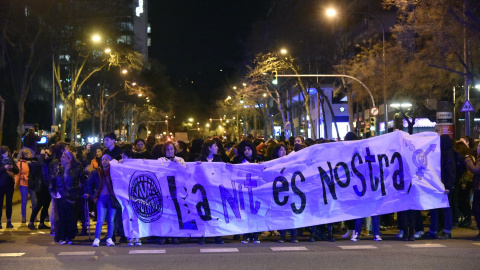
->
[1,201,480,269]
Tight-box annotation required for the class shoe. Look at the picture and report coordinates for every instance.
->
[350,232,359,242]
[67,240,73,245]
[214,237,224,244]
[172,238,180,245]
[128,238,135,246]
[92,238,100,247]
[397,230,404,238]
[439,232,452,240]
[413,231,424,239]
[106,238,115,246]
[21,218,26,223]
[308,237,315,242]
[59,240,67,245]
[27,223,37,230]
[241,238,250,244]
[374,235,382,241]
[277,238,285,243]
[135,238,142,246]
[253,238,261,244]
[198,237,206,245]
[342,229,353,238]
[422,231,438,239]
[38,224,50,230]
[6,222,13,228]
[50,230,55,236]
[290,238,298,243]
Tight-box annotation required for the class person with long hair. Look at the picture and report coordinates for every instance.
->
[232,139,261,243]
[0,146,19,228]
[49,150,85,245]
[195,139,224,244]
[88,154,118,247]
[15,148,36,223]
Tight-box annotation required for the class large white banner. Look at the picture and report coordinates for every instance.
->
[110,131,447,238]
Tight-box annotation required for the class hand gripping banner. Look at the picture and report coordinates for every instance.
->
[110,131,447,238]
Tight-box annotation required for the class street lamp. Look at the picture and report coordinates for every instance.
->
[92,34,101,43]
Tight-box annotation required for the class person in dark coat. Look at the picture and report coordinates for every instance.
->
[27,149,51,230]
[0,146,19,229]
[423,134,456,239]
[23,128,41,152]
[103,132,122,161]
[49,150,86,244]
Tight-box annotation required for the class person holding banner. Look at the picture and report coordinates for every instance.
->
[196,139,225,244]
[88,154,118,247]
[423,134,456,240]
[232,139,262,244]
[158,142,186,245]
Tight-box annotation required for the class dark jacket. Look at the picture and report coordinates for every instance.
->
[195,155,223,162]
[28,159,45,192]
[465,156,480,191]
[49,161,86,202]
[440,134,456,190]
[0,157,19,187]
[104,145,122,161]
[87,168,116,200]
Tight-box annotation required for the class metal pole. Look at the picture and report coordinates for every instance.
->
[464,0,470,136]
[52,54,55,128]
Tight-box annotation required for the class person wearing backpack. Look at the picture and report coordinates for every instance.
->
[27,149,51,230]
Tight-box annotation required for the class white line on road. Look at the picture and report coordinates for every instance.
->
[338,245,378,250]
[58,251,96,256]
[405,244,446,248]
[129,250,166,254]
[0,253,25,257]
[270,247,308,251]
[200,248,239,253]
[472,243,480,246]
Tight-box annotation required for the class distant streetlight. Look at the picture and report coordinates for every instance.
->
[104,48,111,53]
[92,34,101,43]
[206,123,210,127]
[325,8,337,17]
[121,69,128,75]
[188,118,194,122]
[280,48,288,54]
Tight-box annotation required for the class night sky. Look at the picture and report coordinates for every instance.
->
[148,1,273,120]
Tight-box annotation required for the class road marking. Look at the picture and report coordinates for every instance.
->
[129,250,166,254]
[271,247,308,251]
[338,245,378,250]
[406,244,445,248]
[0,253,25,257]
[472,243,480,246]
[200,248,239,253]
[58,251,96,256]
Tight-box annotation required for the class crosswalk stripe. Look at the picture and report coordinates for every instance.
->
[338,245,378,250]
[58,251,96,256]
[0,253,25,257]
[129,250,166,254]
[472,243,480,246]
[405,244,445,248]
[200,248,239,253]
[271,247,308,251]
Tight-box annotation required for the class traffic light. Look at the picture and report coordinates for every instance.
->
[272,71,278,85]
[370,117,375,126]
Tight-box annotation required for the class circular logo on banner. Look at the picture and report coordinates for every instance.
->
[129,171,163,223]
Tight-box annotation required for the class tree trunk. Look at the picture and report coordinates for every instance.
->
[16,101,26,149]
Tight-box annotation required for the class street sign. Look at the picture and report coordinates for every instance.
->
[370,107,379,116]
[461,100,475,112]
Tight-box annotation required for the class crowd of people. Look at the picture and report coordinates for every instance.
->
[0,129,479,247]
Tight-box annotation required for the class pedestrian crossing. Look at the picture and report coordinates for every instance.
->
[0,243,477,257]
